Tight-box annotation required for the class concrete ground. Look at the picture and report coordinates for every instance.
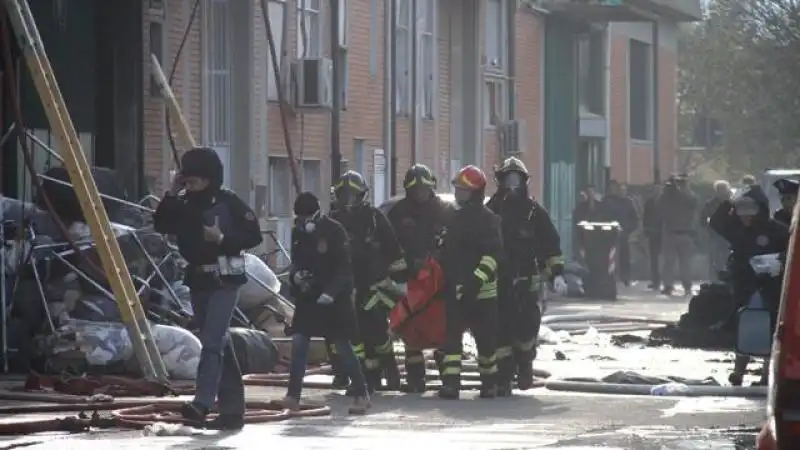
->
[0,284,766,449]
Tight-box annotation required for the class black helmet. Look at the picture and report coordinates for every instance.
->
[332,170,369,208]
[404,164,437,189]
[494,156,529,191]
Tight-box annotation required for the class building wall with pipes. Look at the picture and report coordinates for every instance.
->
[608,21,679,185]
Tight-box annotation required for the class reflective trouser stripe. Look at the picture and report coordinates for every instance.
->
[376,340,393,355]
[515,339,536,352]
[477,280,498,299]
[365,358,380,370]
[405,354,425,365]
[495,346,513,360]
[353,343,366,360]
[477,353,498,374]
[441,353,461,376]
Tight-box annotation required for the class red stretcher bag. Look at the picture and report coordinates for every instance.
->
[389,257,446,349]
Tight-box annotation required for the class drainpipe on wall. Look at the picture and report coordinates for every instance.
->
[382,0,394,195]
[651,19,661,183]
[389,0,398,195]
[603,24,611,189]
[410,0,418,164]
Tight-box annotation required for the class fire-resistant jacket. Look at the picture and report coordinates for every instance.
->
[487,194,565,284]
[387,196,454,282]
[330,203,405,290]
[436,202,503,300]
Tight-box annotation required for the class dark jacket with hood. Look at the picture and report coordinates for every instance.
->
[153,148,262,290]
[709,186,789,310]
[288,212,358,340]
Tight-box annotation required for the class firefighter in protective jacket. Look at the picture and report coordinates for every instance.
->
[330,171,406,392]
[386,164,454,393]
[437,165,502,399]
[487,156,568,396]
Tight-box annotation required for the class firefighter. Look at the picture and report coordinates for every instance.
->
[153,147,263,429]
[773,178,798,226]
[386,164,454,393]
[329,170,406,392]
[487,157,568,396]
[436,165,502,399]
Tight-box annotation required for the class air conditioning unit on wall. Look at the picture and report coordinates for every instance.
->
[294,57,333,109]
[498,119,526,156]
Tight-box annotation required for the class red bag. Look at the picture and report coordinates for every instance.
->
[389,257,446,349]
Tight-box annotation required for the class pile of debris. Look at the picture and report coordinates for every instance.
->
[1,168,296,380]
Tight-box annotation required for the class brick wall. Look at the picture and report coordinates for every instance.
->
[608,33,678,186]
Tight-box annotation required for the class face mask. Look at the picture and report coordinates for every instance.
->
[501,172,524,191]
[296,210,321,233]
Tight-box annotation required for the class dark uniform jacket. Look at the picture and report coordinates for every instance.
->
[709,186,789,311]
[153,188,262,289]
[330,204,404,291]
[642,197,663,240]
[288,215,357,340]
[387,196,454,282]
[437,203,503,300]
[487,194,564,282]
[774,208,792,227]
[600,194,639,235]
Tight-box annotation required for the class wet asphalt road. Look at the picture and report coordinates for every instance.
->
[0,285,766,449]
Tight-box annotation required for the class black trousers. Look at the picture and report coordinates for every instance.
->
[618,235,631,284]
[439,286,498,387]
[497,277,541,383]
[647,235,662,287]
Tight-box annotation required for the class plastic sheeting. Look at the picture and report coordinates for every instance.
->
[60,319,201,379]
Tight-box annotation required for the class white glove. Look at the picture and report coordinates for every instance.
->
[395,282,408,297]
[316,293,334,305]
[552,275,568,296]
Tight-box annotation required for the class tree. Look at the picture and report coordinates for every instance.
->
[678,0,800,172]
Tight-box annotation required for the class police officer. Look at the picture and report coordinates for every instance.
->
[282,192,371,414]
[487,157,568,396]
[437,165,502,400]
[709,185,789,386]
[386,164,454,393]
[153,147,262,429]
[773,178,798,226]
[330,171,405,392]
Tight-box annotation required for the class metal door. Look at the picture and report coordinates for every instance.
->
[548,161,576,258]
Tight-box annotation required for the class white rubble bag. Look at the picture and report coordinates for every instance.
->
[66,319,202,379]
[238,253,294,336]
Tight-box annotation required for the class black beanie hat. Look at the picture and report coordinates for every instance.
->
[180,147,224,187]
[294,192,321,216]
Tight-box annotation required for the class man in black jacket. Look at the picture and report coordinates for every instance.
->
[657,175,698,296]
[773,178,798,226]
[282,192,370,414]
[153,147,262,430]
[601,180,639,286]
[642,183,663,290]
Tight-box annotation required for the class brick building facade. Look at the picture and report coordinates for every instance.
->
[141,0,694,227]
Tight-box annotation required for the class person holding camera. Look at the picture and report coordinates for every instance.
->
[656,174,698,296]
[153,147,263,430]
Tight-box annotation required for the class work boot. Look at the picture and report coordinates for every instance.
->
[661,286,674,296]
[348,394,371,415]
[332,374,351,390]
[437,383,460,400]
[380,356,402,391]
[496,379,513,397]
[180,401,208,427]
[205,414,245,431]
[517,365,535,390]
[401,362,427,393]
[433,350,445,374]
[479,382,497,399]
[728,372,744,387]
[365,369,383,393]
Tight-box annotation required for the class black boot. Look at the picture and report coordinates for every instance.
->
[332,374,351,390]
[479,374,497,399]
[496,357,515,397]
[364,366,383,393]
[438,378,460,400]
[401,361,427,393]
[205,414,245,431]
[380,355,402,391]
[180,402,208,427]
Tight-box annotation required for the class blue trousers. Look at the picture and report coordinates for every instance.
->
[191,285,245,415]
[287,333,367,398]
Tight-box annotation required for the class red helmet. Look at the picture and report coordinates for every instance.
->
[452,165,487,191]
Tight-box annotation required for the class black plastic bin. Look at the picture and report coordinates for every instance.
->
[576,221,621,300]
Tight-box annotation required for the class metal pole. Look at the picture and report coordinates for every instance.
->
[651,20,660,183]
[381,0,393,197]
[331,0,343,182]
[389,0,398,196]
[410,0,418,164]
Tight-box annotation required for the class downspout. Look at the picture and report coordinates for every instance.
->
[603,24,611,189]
[651,19,660,183]
[410,0,418,164]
